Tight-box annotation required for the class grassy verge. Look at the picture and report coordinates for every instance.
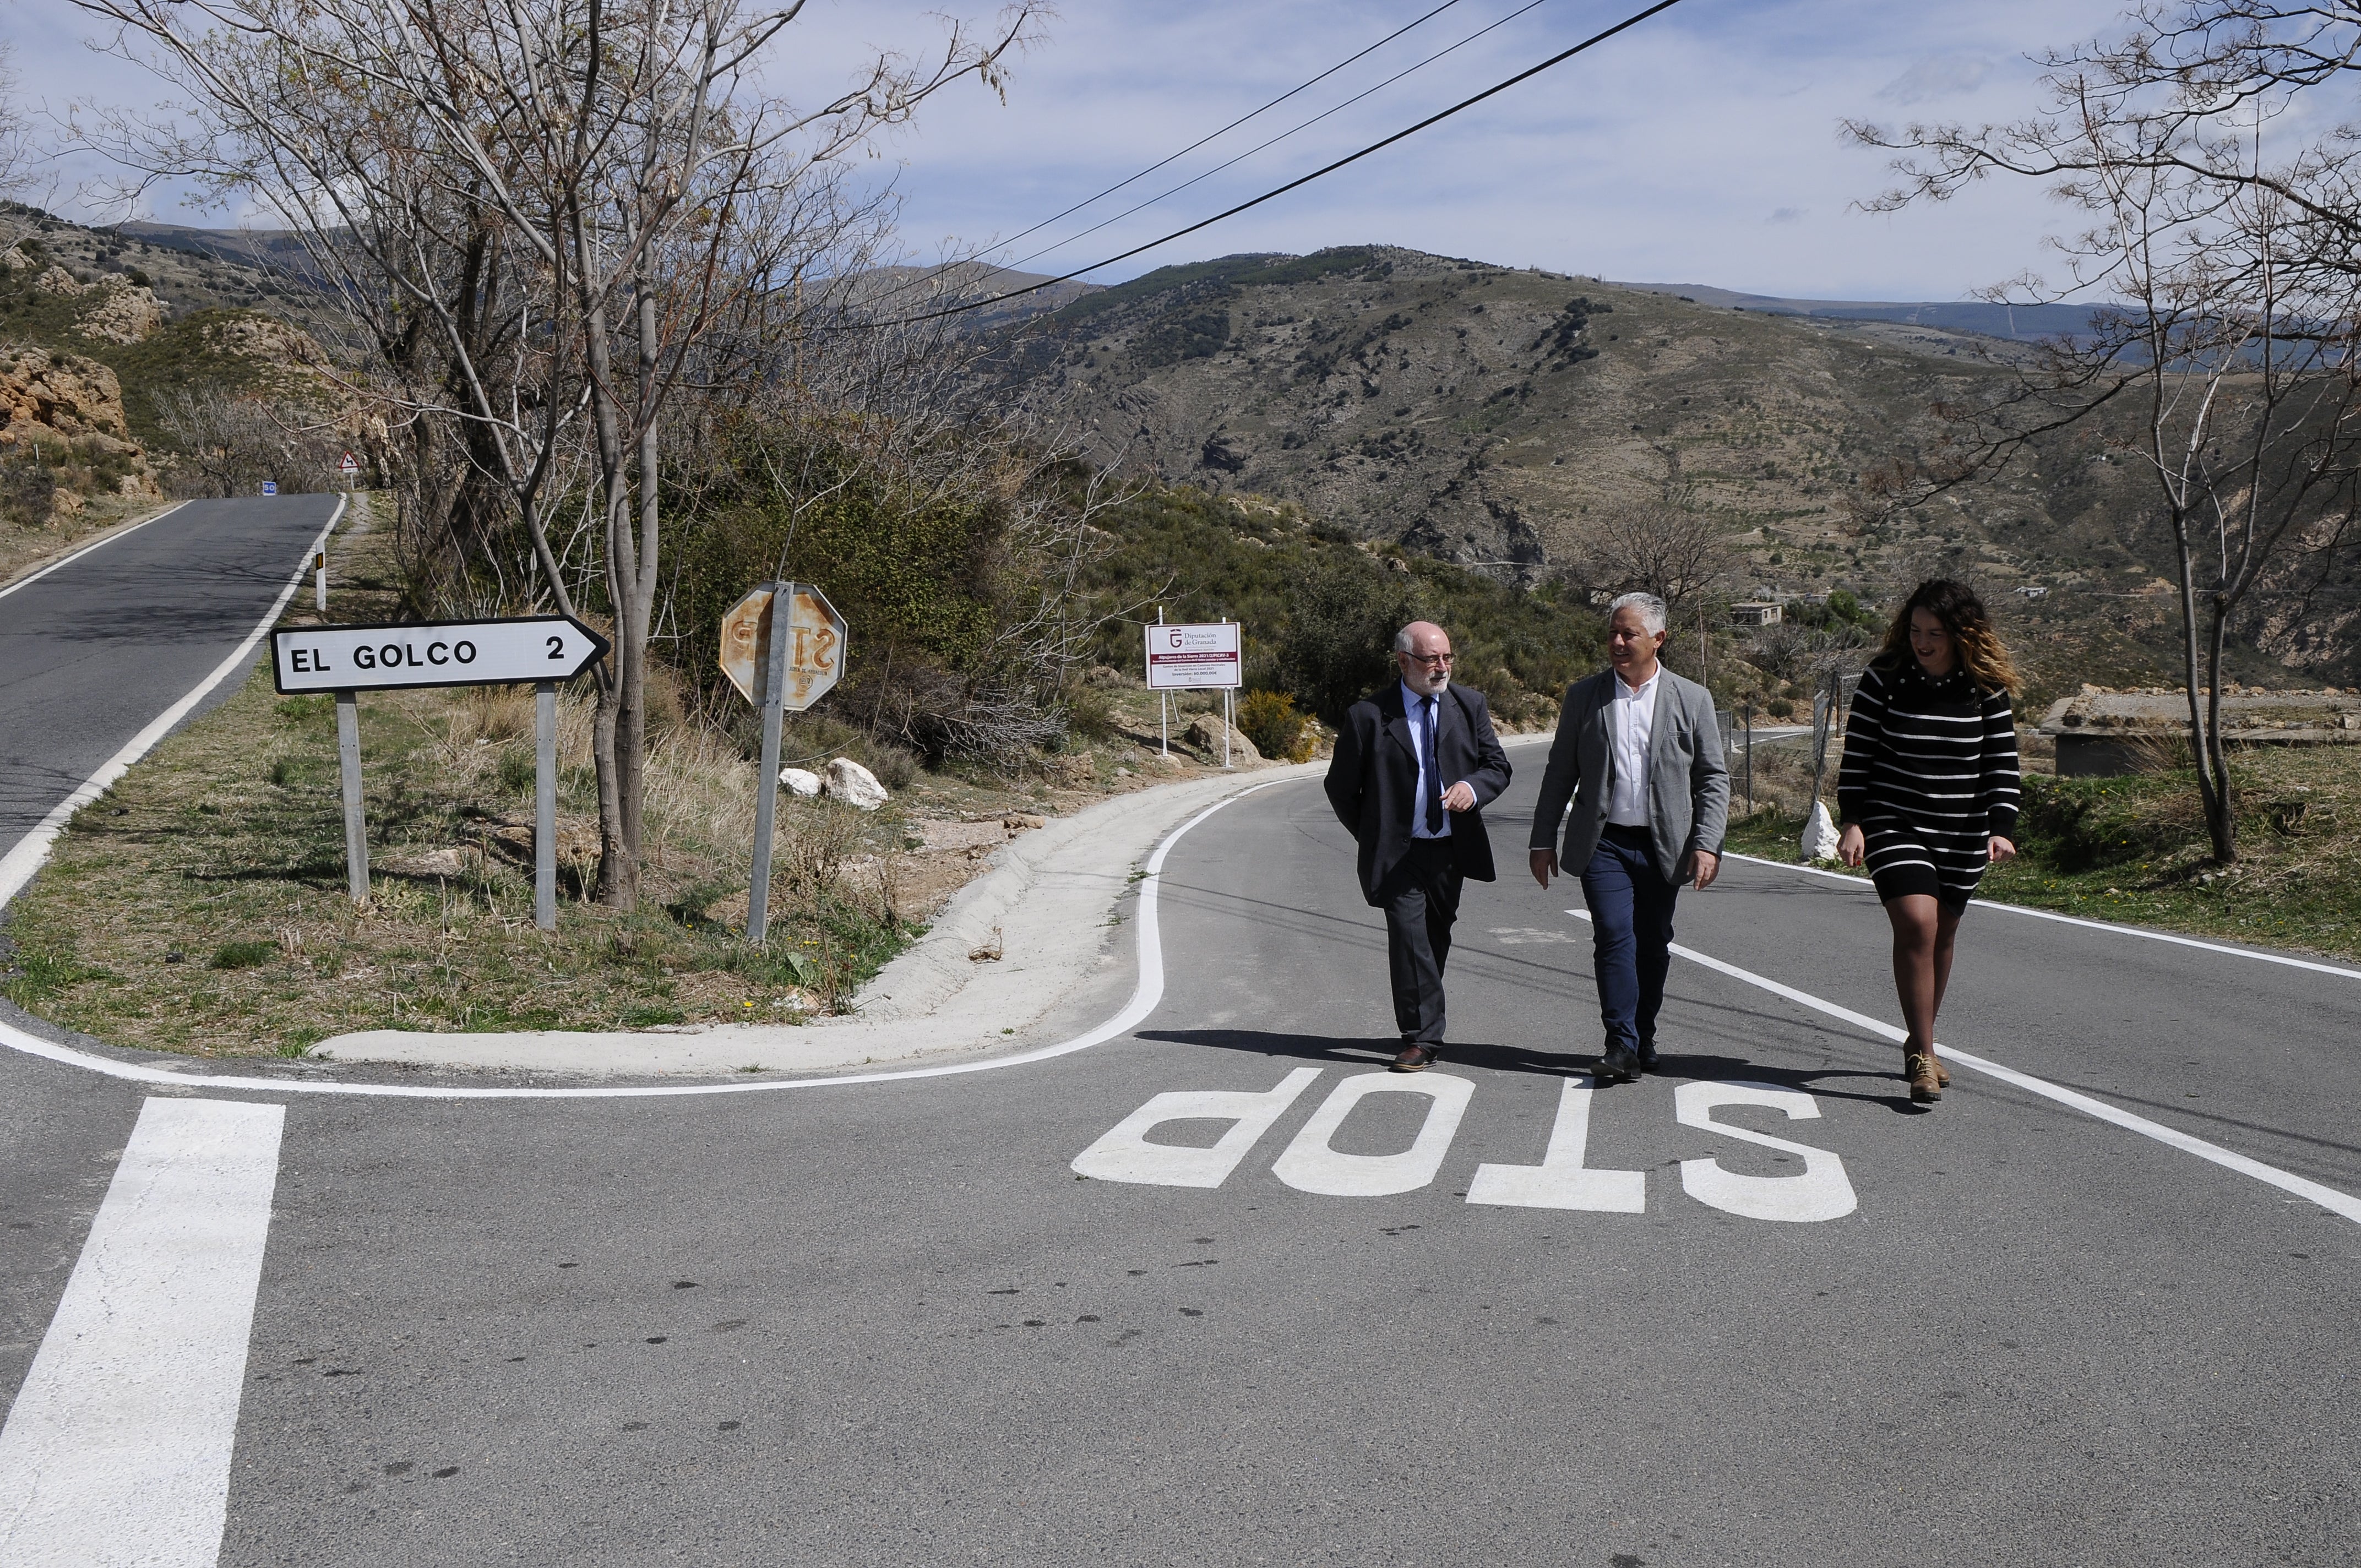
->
[0,500,1290,1058]
[1722,745,2361,962]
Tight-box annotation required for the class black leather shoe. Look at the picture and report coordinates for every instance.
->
[1636,1047,1660,1074]
[1594,1047,1640,1085]
[1392,1043,1440,1072]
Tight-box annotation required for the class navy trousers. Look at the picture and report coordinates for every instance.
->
[1580,824,1680,1056]
[1379,839,1461,1044]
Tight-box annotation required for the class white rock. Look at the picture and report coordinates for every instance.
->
[1800,800,1841,863]
[823,757,889,810]
[780,767,823,797]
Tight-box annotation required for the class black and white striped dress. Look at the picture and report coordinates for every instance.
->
[1836,661,2020,907]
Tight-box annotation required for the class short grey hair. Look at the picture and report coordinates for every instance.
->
[1607,591,1668,634]
[1392,624,1418,654]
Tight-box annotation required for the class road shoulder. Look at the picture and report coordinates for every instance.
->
[310,764,1326,1077]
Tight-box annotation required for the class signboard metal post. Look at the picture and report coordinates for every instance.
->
[535,683,558,929]
[336,692,368,903]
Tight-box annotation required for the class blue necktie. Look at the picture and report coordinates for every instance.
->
[1421,695,1443,834]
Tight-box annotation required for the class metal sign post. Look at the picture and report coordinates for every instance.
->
[270,613,611,922]
[718,581,848,944]
[535,682,558,929]
[336,692,368,903]
[744,598,793,946]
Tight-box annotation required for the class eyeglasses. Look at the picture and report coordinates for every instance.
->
[1402,651,1454,667]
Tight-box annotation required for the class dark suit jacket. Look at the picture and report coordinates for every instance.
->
[1324,682,1513,906]
[1527,667,1729,886]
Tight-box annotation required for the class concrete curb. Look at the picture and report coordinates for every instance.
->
[314,761,1329,1076]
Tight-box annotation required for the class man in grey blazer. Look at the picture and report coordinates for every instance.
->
[1528,592,1730,1084]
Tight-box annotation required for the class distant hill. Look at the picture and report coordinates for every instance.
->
[1614,281,2101,343]
[976,244,2359,693]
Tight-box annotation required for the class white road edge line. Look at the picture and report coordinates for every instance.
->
[1566,908,2361,1226]
[1722,850,2361,982]
[0,1097,286,1567]
[0,502,189,603]
[0,498,346,911]
[0,778,1296,1099]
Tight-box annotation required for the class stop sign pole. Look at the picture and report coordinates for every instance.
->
[720,581,846,945]
[746,591,796,946]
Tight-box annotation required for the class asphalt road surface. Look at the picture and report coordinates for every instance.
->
[2,728,2357,1563]
[0,496,340,886]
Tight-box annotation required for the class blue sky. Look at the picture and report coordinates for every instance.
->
[6,0,2134,301]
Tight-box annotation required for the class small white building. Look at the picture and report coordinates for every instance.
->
[1730,601,1783,627]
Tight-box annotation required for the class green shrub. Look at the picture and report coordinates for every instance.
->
[1237,690,1315,763]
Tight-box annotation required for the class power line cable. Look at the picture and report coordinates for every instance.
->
[873,0,1689,328]
[997,0,1558,278]
[988,0,1470,260]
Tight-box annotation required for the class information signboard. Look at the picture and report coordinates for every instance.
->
[1144,622,1241,690]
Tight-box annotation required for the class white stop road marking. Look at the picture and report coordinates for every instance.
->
[1078,1069,1857,1221]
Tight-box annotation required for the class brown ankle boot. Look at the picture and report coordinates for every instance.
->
[1906,1053,1943,1103]
[1930,1052,1950,1088]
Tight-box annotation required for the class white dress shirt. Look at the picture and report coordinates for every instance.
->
[1606,667,1660,827]
[1401,680,1451,839]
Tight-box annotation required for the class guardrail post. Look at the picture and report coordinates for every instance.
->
[335,689,368,903]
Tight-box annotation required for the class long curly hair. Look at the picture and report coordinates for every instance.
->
[1873,579,2020,696]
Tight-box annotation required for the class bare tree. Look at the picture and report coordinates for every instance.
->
[72,0,1044,909]
[1849,1,2361,863]
[1575,483,1736,628]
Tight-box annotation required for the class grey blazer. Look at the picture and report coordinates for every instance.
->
[1528,667,1731,886]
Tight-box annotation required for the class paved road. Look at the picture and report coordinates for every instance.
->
[2,747,2356,1565]
[0,497,340,884]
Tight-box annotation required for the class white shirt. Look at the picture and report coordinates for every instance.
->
[1400,681,1451,839]
[1606,666,1660,827]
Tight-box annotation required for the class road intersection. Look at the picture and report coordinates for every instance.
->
[1,499,2355,1566]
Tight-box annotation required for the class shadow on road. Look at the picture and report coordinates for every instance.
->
[1138,1027,1922,1113]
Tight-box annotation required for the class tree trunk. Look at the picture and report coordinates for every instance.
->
[2174,514,2237,865]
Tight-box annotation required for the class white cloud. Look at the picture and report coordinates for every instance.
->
[1876,53,1996,106]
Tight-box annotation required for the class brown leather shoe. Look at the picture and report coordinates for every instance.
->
[1906,1053,1943,1103]
[1391,1043,1439,1072]
[1932,1053,1951,1089]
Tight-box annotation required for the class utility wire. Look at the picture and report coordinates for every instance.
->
[989,0,1470,261]
[996,0,1558,279]
[873,0,1689,328]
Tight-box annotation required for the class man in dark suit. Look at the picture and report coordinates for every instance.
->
[1528,592,1729,1085]
[1324,620,1514,1072]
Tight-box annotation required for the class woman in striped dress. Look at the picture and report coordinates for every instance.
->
[1836,579,2021,1105]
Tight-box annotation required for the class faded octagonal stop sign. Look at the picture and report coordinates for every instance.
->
[719,581,846,710]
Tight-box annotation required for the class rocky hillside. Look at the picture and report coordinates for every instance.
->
[1,204,358,568]
[980,246,2360,692]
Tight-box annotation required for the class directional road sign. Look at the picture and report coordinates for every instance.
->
[719,582,846,712]
[269,614,612,695]
[339,451,358,475]
[261,480,278,496]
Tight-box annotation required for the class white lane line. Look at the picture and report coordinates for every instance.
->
[0,503,189,602]
[1722,851,2361,982]
[0,1098,286,1567]
[0,778,1294,1099]
[1565,908,2361,1226]
[0,498,347,911]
